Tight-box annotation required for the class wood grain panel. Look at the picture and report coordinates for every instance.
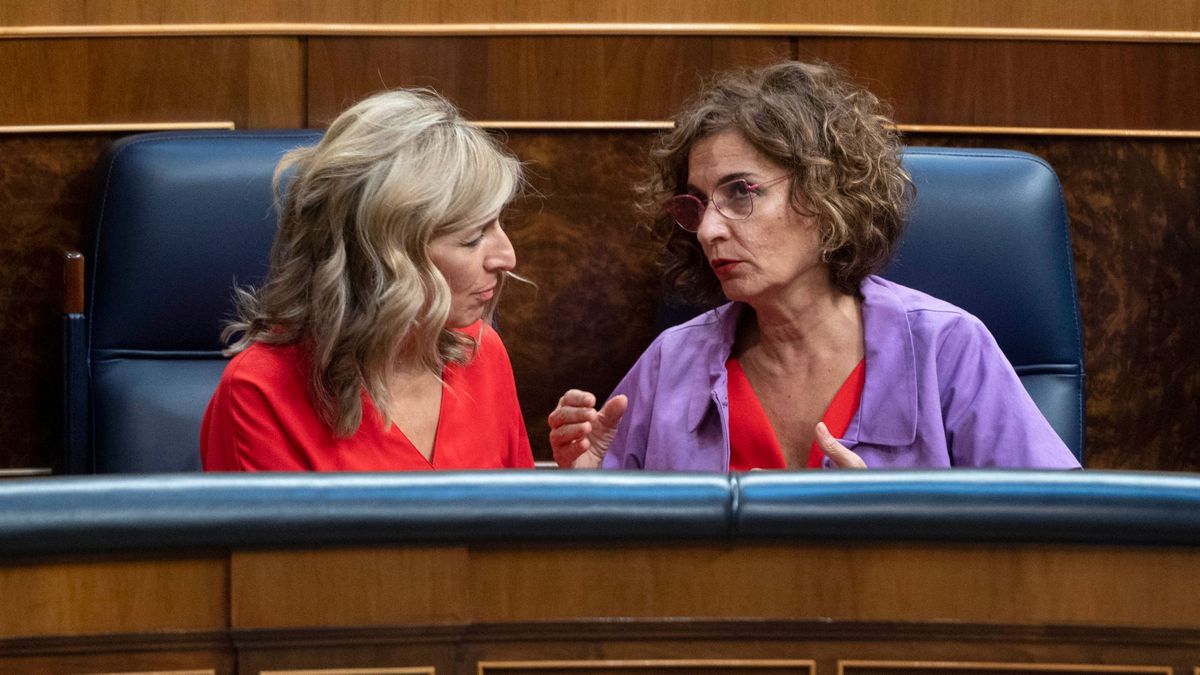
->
[839,663,1170,675]
[466,543,1200,627]
[796,39,1200,132]
[247,37,306,128]
[0,37,304,128]
[306,37,790,123]
[498,131,662,459]
[230,547,470,629]
[0,555,227,638]
[0,133,119,469]
[0,1,1196,32]
[478,660,813,675]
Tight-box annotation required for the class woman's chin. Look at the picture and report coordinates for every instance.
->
[445,310,484,329]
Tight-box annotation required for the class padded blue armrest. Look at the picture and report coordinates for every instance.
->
[736,470,1200,545]
[0,472,732,556]
[2,472,1199,557]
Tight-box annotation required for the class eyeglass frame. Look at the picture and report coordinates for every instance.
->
[664,174,792,233]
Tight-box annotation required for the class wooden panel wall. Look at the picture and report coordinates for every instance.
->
[1,1,1197,32]
[307,37,791,123]
[0,5,1197,471]
[5,543,1200,672]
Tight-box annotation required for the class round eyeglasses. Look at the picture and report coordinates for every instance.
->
[664,175,790,232]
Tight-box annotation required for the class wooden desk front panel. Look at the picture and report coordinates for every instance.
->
[5,542,1199,673]
[230,542,1200,629]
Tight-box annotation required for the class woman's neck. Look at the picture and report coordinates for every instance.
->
[737,279,863,365]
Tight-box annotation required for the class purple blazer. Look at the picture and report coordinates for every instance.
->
[602,276,1081,471]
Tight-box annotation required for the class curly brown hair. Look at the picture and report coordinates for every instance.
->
[641,60,912,304]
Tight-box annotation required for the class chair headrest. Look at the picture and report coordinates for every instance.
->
[87,130,323,355]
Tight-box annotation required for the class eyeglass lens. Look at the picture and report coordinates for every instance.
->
[665,179,757,232]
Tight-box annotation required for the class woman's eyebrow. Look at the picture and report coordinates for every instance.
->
[685,171,755,194]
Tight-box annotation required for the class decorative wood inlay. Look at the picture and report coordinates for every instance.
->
[474,121,674,130]
[838,661,1172,674]
[472,122,1200,138]
[0,23,1197,43]
[0,122,235,134]
[261,662,436,667]
[81,671,215,675]
[1,1,1196,33]
[897,125,1200,139]
[478,659,814,675]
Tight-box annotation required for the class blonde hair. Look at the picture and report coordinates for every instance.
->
[224,89,523,436]
[642,60,912,302]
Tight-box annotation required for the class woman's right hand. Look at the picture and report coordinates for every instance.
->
[548,390,629,468]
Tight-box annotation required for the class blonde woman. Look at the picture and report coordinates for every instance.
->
[202,89,533,471]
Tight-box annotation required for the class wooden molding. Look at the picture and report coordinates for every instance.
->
[260,669,434,675]
[474,121,674,131]
[478,659,814,674]
[1,121,1194,140]
[80,671,215,675]
[838,661,1172,674]
[0,122,236,134]
[227,619,1200,650]
[898,124,1200,139]
[0,22,1197,44]
[472,121,1200,139]
[0,630,230,657]
[260,662,439,667]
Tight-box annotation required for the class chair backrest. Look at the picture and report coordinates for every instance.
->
[885,148,1084,459]
[658,147,1085,460]
[66,130,323,473]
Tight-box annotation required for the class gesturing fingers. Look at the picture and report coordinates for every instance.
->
[549,390,598,429]
[595,395,628,433]
[557,389,596,409]
[814,422,867,469]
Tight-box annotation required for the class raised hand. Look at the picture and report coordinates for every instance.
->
[548,390,629,468]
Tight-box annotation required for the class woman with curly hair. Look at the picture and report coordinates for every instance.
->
[201,88,533,471]
[549,60,1078,471]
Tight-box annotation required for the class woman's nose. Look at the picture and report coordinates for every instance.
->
[695,203,731,244]
[487,227,516,272]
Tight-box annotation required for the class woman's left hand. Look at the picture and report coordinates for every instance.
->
[814,422,867,469]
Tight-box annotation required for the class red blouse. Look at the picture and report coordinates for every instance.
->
[726,357,866,470]
[201,323,534,471]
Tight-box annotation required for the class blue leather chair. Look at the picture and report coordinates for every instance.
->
[886,148,1084,460]
[61,130,323,473]
[660,148,1085,460]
